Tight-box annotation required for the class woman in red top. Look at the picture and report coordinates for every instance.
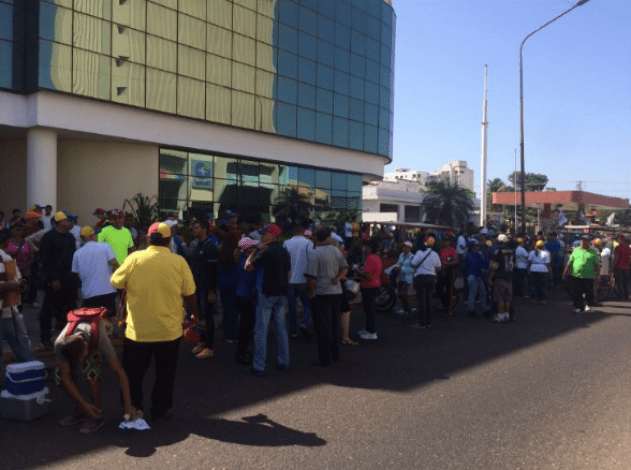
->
[359,238,382,340]
[437,236,459,315]
[613,234,631,300]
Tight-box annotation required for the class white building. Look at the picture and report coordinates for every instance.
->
[384,161,474,194]
[363,179,425,224]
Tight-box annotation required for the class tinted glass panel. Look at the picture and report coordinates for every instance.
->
[351,31,366,56]
[298,31,317,60]
[299,6,317,36]
[0,40,12,89]
[278,24,298,54]
[334,70,349,95]
[349,121,363,151]
[333,117,349,148]
[349,98,364,122]
[317,64,334,90]
[0,3,13,41]
[278,76,297,104]
[335,24,350,49]
[278,50,298,77]
[316,170,331,189]
[298,57,316,85]
[334,47,350,73]
[297,107,315,141]
[318,16,335,41]
[317,41,335,67]
[364,124,378,153]
[298,167,315,188]
[352,8,367,34]
[349,76,364,100]
[276,102,297,137]
[279,1,298,28]
[316,88,333,113]
[315,112,332,145]
[298,82,316,109]
[333,93,349,118]
[336,2,351,27]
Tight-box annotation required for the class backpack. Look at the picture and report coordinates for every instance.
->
[490,247,515,280]
[65,307,109,349]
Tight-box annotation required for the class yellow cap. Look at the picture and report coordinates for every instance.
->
[593,238,602,245]
[536,240,545,248]
[80,226,95,237]
[54,211,68,222]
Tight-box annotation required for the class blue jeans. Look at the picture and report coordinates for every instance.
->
[287,283,311,334]
[252,294,290,372]
[466,275,488,312]
[1,314,36,370]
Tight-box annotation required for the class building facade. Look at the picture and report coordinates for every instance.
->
[384,160,474,194]
[0,0,395,223]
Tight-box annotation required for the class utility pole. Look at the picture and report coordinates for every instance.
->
[480,65,489,227]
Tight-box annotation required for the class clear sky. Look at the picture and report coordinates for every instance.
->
[387,0,630,200]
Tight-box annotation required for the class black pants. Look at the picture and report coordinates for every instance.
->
[436,268,455,312]
[235,296,255,357]
[360,287,378,334]
[122,337,181,417]
[414,275,436,326]
[39,277,77,341]
[82,292,117,315]
[572,277,595,310]
[311,294,341,366]
[614,268,629,300]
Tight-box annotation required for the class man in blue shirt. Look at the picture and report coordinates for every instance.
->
[545,231,563,287]
[465,240,489,317]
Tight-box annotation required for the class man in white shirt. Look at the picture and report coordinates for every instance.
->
[411,235,442,329]
[329,226,345,246]
[42,205,53,231]
[283,224,313,338]
[72,227,119,317]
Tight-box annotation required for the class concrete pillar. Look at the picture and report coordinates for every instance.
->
[27,128,57,210]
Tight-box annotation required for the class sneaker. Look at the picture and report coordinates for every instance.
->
[359,332,378,340]
[492,313,504,322]
[195,348,215,359]
[357,329,368,335]
[190,344,204,355]
[574,308,583,313]
[79,420,104,434]
[59,411,87,427]
[584,305,591,312]
[40,339,54,349]
[502,312,510,322]
[274,363,290,372]
[411,323,429,329]
[247,367,265,377]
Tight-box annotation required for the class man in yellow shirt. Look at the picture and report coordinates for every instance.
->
[111,222,199,420]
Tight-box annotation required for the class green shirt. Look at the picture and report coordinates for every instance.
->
[568,247,601,279]
[98,226,134,265]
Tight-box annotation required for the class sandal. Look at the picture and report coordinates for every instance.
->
[341,338,358,346]
[190,344,204,355]
[195,348,215,359]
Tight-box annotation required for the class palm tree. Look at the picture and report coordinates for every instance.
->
[272,188,314,230]
[421,181,474,228]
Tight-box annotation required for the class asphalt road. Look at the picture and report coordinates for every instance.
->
[2,289,631,470]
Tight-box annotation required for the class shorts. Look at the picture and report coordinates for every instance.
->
[55,349,103,385]
[493,278,513,304]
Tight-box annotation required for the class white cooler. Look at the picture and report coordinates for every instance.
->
[1,387,50,421]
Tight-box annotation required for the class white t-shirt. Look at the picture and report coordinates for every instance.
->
[283,235,314,284]
[456,235,467,255]
[515,246,529,269]
[0,249,22,319]
[344,222,352,238]
[41,214,53,231]
[528,250,550,273]
[71,241,117,299]
[330,232,344,246]
[70,224,82,249]
[412,249,441,277]
[601,247,612,275]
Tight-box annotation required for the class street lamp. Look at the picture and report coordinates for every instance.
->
[519,0,593,234]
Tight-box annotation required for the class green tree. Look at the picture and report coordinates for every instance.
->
[421,181,475,228]
[508,172,549,191]
[272,188,314,231]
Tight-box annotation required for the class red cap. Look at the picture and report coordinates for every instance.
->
[264,224,282,237]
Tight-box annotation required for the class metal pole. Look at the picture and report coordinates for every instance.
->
[519,0,593,234]
[514,148,517,232]
[480,65,489,228]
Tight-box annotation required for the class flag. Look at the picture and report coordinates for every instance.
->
[558,210,569,226]
[606,212,615,226]
[578,211,587,223]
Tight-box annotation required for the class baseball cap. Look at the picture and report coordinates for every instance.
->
[263,224,282,237]
[25,211,41,220]
[304,229,313,237]
[535,240,545,248]
[425,236,436,247]
[55,211,77,222]
[403,241,413,248]
[593,238,602,245]
[497,234,509,243]
[93,208,106,216]
[148,222,171,239]
[80,226,95,237]
[238,237,258,251]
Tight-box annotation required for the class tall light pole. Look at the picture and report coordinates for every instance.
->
[519,0,593,234]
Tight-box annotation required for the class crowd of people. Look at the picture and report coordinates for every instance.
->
[1,204,630,434]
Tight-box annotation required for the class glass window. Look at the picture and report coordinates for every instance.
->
[214,155,239,180]
[349,76,364,100]
[316,88,332,114]
[335,24,350,50]
[234,0,257,11]
[278,76,297,104]
[349,98,364,122]
[147,2,177,42]
[380,65,390,88]
[255,69,274,98]
[334,70,349,96]
[367,0,381,19]
[206,82,231,124]
[378,128,390,157]
[349,121,363,151]
[332,173,347,190]
[317,64,334,90]
[350,53,365,78]
[336,1,351,28]
[234,33,256,65]
[40,3,73,45]
[111,25,146,65]
[38,40,72,92]
[178,44,205,80]
[279,1,298,28]
[146,67,176,113]
[351,31,366,56]
[334,47,350,73]
[380,86,390,110]
[298,167,315,188]
[74,0,112,19]
[365,102,378,127]
[256,43,276,72]
[278,50,297,78]
[366,15,380,41]
[112,0,146,31]
[214,179,239,207]
[366,37,380,63]
[73,49,111,100]
[301,0,318,13]
[382,3,394,28]
[315,170,331,189]
[73,13,111,55]
[0,3,13,41]
[151,0,177,9]
[317,41,335,68]
[297,107,315,141]
[207,24,232,59]
[232,90,255,128]
[348,174,363,192]
[232,62,255,93]
[178,13,206,50]
[207,53,232,87]
[299,6,317,36]
[381,43,392,69]
[333,93,349,118]
[258,0,275,18]
[278,23,298,54]
[276,102,297,137]
[146,35,177,72]
[256,14,275,45]
[318,16,335,43]
[233,4,256,39]
[0,40,11,89]
[177,76,205,119]
[333,117,349,148]
[298,57,316,85]
[207,0,232,29]
[365,80,379,105]
[381,24,392,48]
[379,106,389,129]
[364,124,378,154]
[297,82,316,109]
[315,112,332,145]
[111,59,145,107]
[298,32,317,61]
[352,8,367,34]
[180,0,206,20]
[318,1,335,20]
[255,96,276,132]
[160,149,188,175]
